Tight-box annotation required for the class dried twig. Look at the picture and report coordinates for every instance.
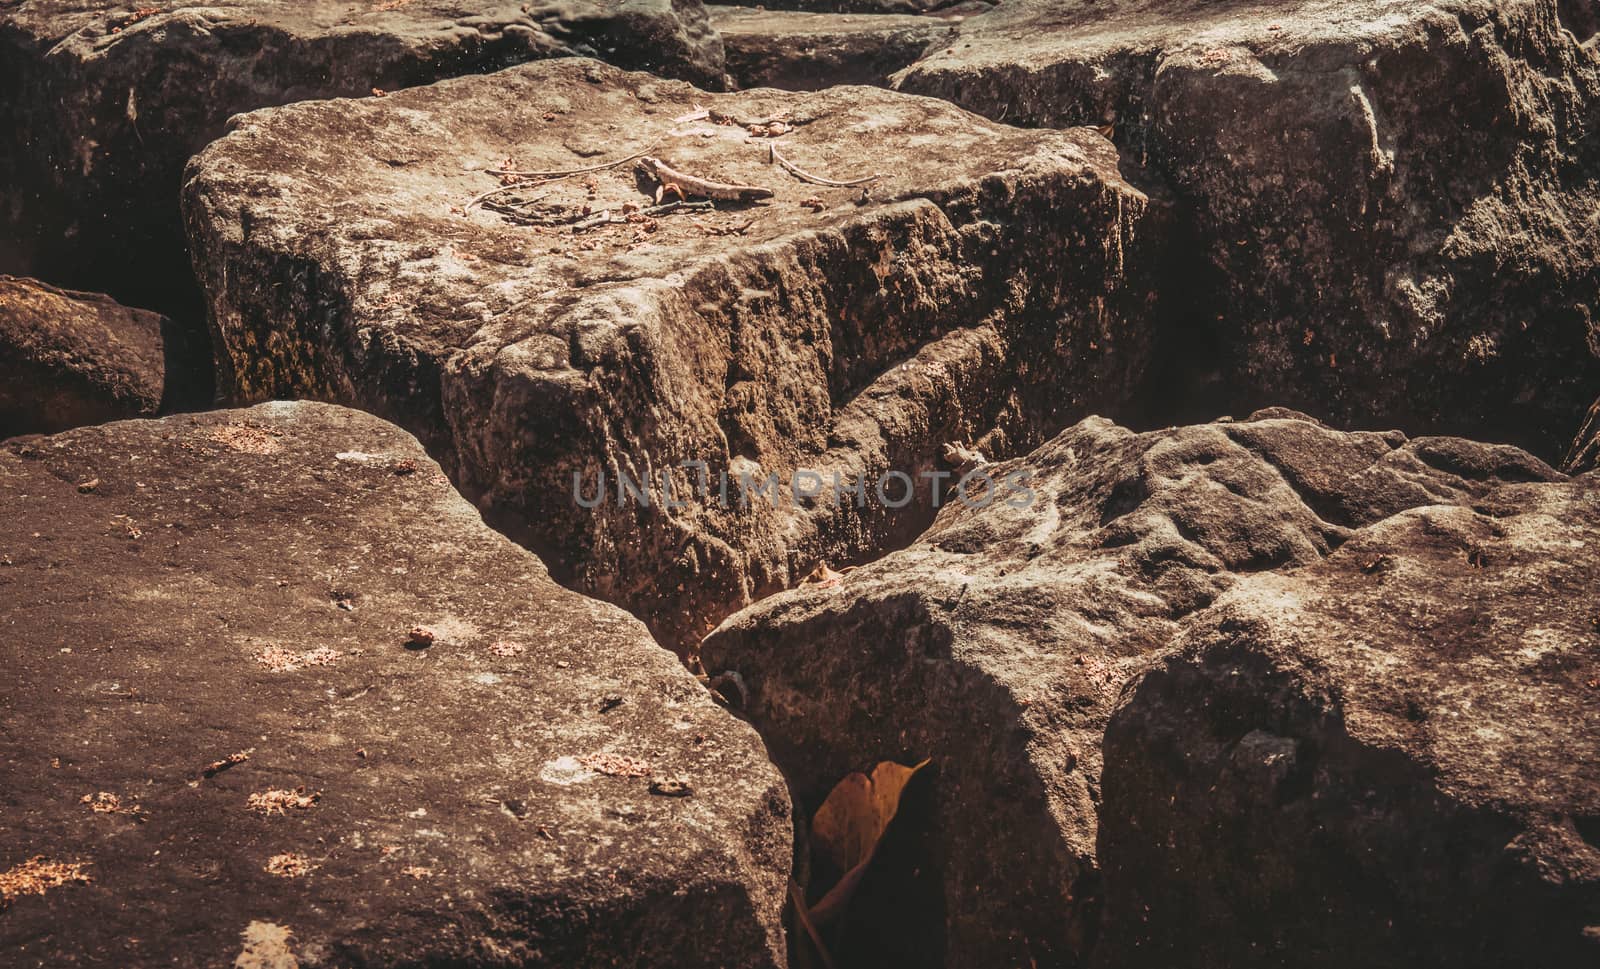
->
[769,142,884,188]
[571,200,714,233]
[486,144,659,181]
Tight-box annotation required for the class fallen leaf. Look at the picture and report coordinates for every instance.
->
[807,758,929,926]
[0,856,91,908]
[801,562,844,589]
[235,920,297,969]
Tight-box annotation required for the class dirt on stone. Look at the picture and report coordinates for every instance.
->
[183,57,1167,654]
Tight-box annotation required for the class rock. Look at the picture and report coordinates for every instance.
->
[748,0,990,14]
[1566,397,1600,473]
[896,0,1600,460]
[0,0,725,322]
[0,402,788,967]
[712,6,955,90]
[182,58,1165,652]
[0,275,210,438]
[1097,473,1600,967]
[700,411,1565,967]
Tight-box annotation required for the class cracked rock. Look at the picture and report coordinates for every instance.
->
[701,409,1567,967]
[1098,471,1600,967]
[0,402,788,967]
[712,5,956,90]
[896,0,1600,460]
[0,0,725,321]
[0,275,210,437]
[183,57,1166,652]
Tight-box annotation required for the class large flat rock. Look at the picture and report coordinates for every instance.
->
[183,58,1165,652]
[0,0,724,322]
[897,0,1600,460]
[701,410,1569,967]
[1098,473,1600,967]
[0,402,788,967]
[711,6,955,90]
[0,275,209,438]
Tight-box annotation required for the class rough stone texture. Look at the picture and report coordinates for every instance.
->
[711,6,954,90]
[1566,397,1600,472]
[701,410,1568,967]
[1098,474,1600,968]
[733,0,981,14]
[183,58,1164,652]
[0,275,210,438]
[0,0,725,322]
[897,0,1600,461]
[0,402,789,967]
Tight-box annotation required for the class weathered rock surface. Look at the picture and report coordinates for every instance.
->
[711,6,954,90]
[0,275,210,438]
[701,410,1572,967]
[0,402,789,967]
[897,0,1600,460]
[0,0,725,322]
[1098,474,1600,967]
[1567,397,1600,472]
[183,58,1164,651]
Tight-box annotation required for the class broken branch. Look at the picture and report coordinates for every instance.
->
[769,142,884,189]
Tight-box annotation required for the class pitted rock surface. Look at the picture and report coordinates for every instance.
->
[0,402,789,968]
[0,0,725,321]
[712,6,955,90]
[183,58,1164,651]
[897,0,1600,460]
[702,410,1570,967]
[1098,472,1600,967]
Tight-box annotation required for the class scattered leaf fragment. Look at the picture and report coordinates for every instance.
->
[81,791,144,819]
[577,752,653,778]
[235,920,297,969]
[208,423,282,454]
[247,788,321,815]
[0,856,91,908]
[488,640,525,657]
[254,646,339,672]
[402,866,434,879]
[264,853,316,878]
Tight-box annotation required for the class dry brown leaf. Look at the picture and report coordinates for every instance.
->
[807,758,929,926]
[0,856,91,908]
[801,562,844,589]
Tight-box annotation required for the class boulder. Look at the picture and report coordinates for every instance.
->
[1566,397,1599,473]
[896,0,1600,461]
[0,275,210,438]
[700,410,1566,967]
[1098,474,1600,967]
[711,6,954,90]
[0,0,725,322]
[182,58,1165,652]
[0,402,789,967]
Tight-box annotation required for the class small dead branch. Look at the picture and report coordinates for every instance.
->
[482,144,660,183]
[572,199,714,233]
[203,750,252,778]
[769,142,884,189]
